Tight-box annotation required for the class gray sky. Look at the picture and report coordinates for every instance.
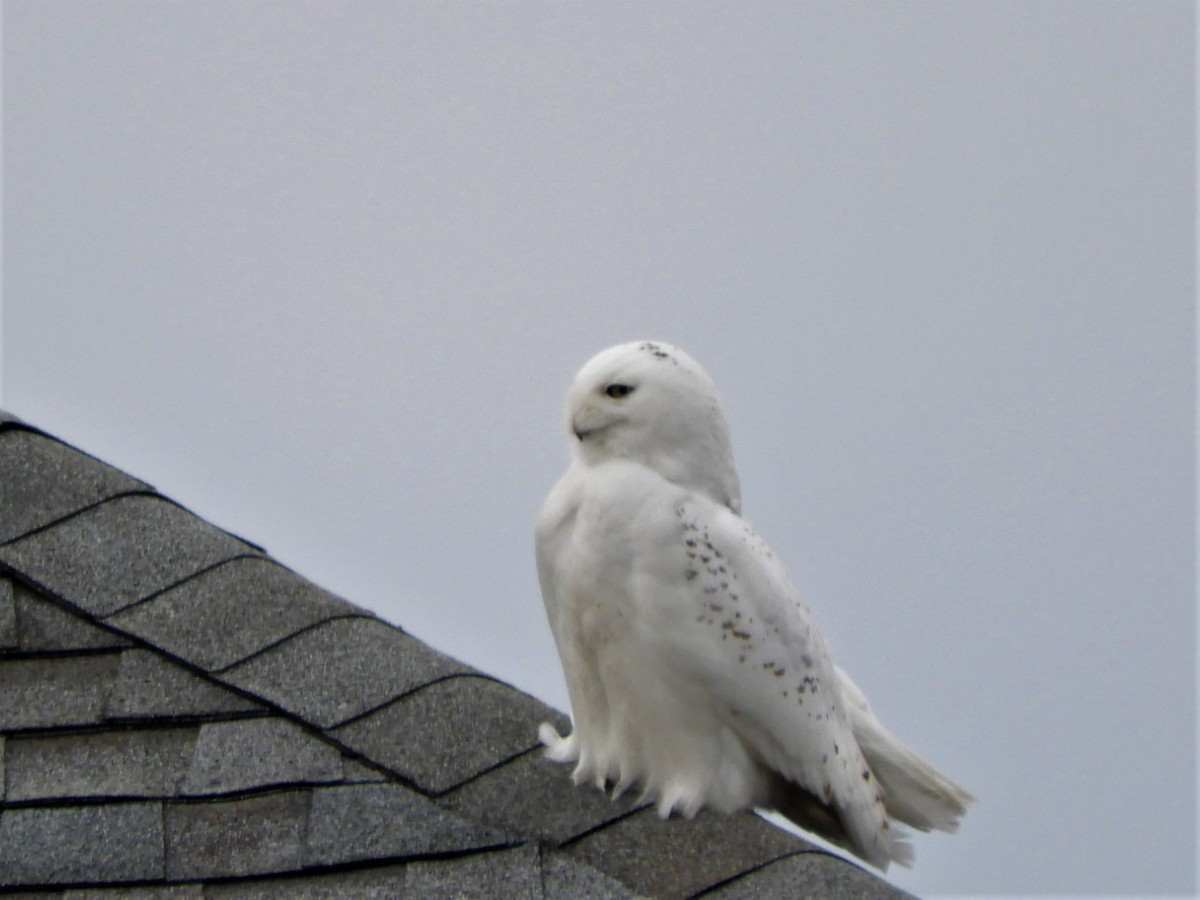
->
[3,2,1194,895]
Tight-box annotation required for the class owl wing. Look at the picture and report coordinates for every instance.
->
[650,495,911,869]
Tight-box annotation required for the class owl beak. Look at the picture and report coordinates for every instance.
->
[571,404,610,441]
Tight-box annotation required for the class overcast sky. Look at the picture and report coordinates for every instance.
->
[3,2,1195,896]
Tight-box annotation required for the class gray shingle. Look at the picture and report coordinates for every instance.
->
[222,617,472,728]
[164,792,308,880]
[442,746,643,844]
[0,654,119,730]
[0,802,164,886]
[333,675,546,794]
[405,842,541,899]
[340,756,390,783]
[12,582,131,652]
[204,864,407,898]
[0,429,147,543]
[0,578,15,649]
[704,849,914,899]
[104,648,263,720]
[564,807,803,898]
[0,494,256,616]
[66,892,204,897]
[66,887,204,899]
[304,782,508,867]
[5,727,196,801]
[108,557,357,671]
[183,718,343,796]
[541,849,641,899]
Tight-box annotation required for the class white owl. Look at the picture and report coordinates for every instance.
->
[536,340,973,870]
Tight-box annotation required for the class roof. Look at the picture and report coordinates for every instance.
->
[0,410,912,898]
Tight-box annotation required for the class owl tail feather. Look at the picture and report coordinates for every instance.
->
[835,667,975,834]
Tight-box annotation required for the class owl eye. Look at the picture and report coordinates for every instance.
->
[604,383,635,399]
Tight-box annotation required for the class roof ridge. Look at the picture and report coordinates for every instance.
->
[0,488,159,548]
[332,669,517,730]
[100,552,275,617]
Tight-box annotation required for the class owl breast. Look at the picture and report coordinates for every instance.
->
[536,458,768,815]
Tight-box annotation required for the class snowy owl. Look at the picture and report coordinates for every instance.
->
[535,340,973,870]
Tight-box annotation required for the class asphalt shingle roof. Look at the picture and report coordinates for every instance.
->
[0,411,913,898]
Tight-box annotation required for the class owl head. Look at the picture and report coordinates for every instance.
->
[566,340,742,513]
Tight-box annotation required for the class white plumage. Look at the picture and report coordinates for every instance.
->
[536,340,973,870]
